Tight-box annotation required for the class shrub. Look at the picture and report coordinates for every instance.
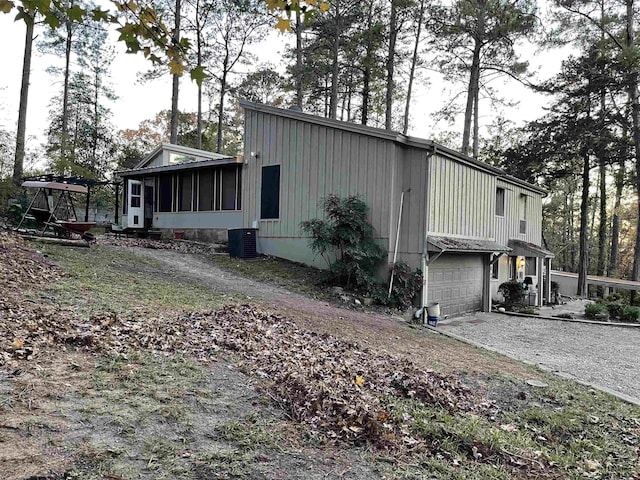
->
[619,305,640,323]
[373,262,423,310]
[604,292,624,303]
[498,280,525,308]
[604,300,624,320]
[300,195,387,293]
[585,303,607,319]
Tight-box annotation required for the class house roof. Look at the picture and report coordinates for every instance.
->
[428,235,511,254]
[116,156,243,177]
[508,239,555,258]
[239,100,546,195]
[134,143,236,169]
[116,143,242,177]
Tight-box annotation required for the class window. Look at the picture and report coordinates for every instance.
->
[525,257,537,275]
[261,165,280,219]
[123,181,128,214]
[158,174,173,212]
[169,153,196,165]
[495,187,505,216]
[519,194,527,234]
[198,169,214,211]
[178,172,193,211]
[221,166,237,210]
[130,182,141,208]
[491,260,499,279]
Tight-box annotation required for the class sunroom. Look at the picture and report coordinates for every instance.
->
[116,144,244,242]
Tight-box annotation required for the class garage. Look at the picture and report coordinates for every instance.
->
[428,254,485,317]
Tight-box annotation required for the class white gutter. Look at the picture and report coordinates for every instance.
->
[416,147,436,321]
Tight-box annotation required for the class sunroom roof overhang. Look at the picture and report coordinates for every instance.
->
[116,157,242,177]
[508,239,554,258]
[427,235,511,254]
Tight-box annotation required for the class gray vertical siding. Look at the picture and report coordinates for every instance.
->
[428,155,495,240]
[243,110,395,245]
[242,104,545,274]
[494,178,543,246]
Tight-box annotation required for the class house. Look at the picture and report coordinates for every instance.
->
[116,143,244,243]
[240,101,552,316]
[117,102,552,317]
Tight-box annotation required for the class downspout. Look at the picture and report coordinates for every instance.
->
[415,146,436,321]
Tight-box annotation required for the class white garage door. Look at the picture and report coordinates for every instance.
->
[428,254,484,317]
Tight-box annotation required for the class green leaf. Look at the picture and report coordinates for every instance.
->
[0,0,15,14]
[91,7,109,22]
[190,66,209,87]
[66,3,85,22]
[43,10,60,28]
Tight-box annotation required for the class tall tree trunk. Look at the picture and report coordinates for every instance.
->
[577,149,590,296]
[596,1,607,290]
[626,0,640,292]
[295,9,303,109]
[462,41,482,155]
[609,158,625,277]
[597,154,607,278]
[196,0,202,150]
[362,0,374,125]
[462,0,485,156]
[62,0,73,161]
[13,15,35,186]
[170,0,181,144]
[473,81,479,158]
[92,66,99,169]
[329,4,340,120]
[403,0,424,135]
[562,191,569,271]
[216,64,229,153]
[385,0,397,130]
[569,185,576,271]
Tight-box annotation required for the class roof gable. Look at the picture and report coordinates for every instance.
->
[135,143,236,169]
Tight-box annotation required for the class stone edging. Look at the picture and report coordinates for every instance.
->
[419,322,640,408]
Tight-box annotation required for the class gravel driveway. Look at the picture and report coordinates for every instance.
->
[438,313,640,403]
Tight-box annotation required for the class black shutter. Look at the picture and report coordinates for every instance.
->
[261,165,280,219]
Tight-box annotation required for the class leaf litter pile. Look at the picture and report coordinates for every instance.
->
[97,236,221,255]
[1,232,567,476]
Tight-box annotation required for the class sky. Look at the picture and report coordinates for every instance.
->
[0,9,572,159]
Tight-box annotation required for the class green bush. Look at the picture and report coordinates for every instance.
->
[585,303,607,319]
[373,262,423,310]
[498,280,525,308]
[604,292,624,303]
[300,195,386,293]
[619,305,640,323]
[603,299,624,320]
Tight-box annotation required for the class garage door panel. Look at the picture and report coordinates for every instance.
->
[428,254,484,317]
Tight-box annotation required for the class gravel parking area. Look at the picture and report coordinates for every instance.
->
[438,313,640,403]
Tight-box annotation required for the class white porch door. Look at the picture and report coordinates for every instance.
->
[127,179,143,228]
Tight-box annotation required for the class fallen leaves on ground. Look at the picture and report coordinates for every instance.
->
[97,237,220,255]
[0,231,563,475]
[1,231,475,453]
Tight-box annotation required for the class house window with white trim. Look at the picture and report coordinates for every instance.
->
[496,187,505,216]
[519,194,527,234]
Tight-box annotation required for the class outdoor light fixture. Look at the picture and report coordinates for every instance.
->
[516,257,525,269]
